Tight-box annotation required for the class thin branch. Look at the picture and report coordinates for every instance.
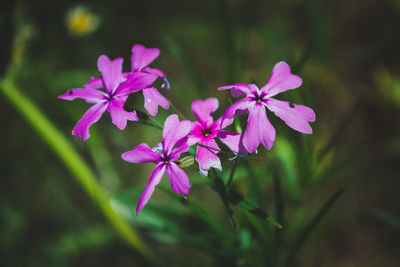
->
[226,158,238,188]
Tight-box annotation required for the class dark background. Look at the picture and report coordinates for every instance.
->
[1,0,400,266]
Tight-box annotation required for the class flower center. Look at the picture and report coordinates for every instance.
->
[254,93,265,104]
[162,155,170,164]
[202,128,212,137]
[106,92,114,101]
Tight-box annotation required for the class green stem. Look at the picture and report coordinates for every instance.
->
[285,189,344,267]
[137,120,163,130]
[210,169,237,229]
[168,99,186,120]
[226,158,238,188]
[0,75,153,261]
[273,171,284,266]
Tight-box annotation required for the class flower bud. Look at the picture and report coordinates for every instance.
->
[177,156,194,168]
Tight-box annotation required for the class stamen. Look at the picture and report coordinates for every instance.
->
[165,160,169,164]
[257,99,261,103]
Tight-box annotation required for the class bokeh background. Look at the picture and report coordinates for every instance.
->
[1,0,400,266]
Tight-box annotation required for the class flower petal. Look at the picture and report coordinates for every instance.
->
[169,143,190,161]
[191,98,218,125]
[143,87,170,116]
[220,98,253,128]
[142,67,170,90]
[243,104,276,152]
[187,135,201,146]
[107,97,138,130]
[218,83,258,98]
[261,61,302,97]
[264,98,315,134]
[136,163,165,214]
[196,138,222,176]
[72,101,108,142]
[131,44,160,71]
[165,162,191,195]
[142,67,165,78]
[217,130,246,154]
[162,114,192,154]
[97,55,123,95]
[84,77,104,90]
[121,143,162,164]
[58,88,106,103]
[115,72,158,97]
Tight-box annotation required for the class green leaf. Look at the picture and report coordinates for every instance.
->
[273,136,300,200]
[209,170,237,229]
[162,35,206,98]
[317,101,361,163]
[370,208,400,230]
[285,188,344,267]
[227,190,282,229]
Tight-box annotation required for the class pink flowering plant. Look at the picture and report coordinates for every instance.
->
[58,43,316,216]
[49,42,344,266]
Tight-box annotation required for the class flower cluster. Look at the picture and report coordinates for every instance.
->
[59,44,315,213]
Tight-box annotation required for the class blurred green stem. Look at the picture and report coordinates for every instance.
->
[273,171,284,266]
[210,169,237,229]
[285,189,344,267]
[168,99,186,120]
[0,72,153,261]
[88,130,121,192]
[219,0,237,83]
[137,120,163,130]
[162,35,206,98]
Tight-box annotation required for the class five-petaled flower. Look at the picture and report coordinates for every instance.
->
[188,98,245,176]
[127,44,170,116]
[219,61,316,153]
[121,114,192,214]
[58,54,157,142]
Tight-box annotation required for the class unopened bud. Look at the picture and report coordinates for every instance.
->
[235,120,242,134]
[177,156,194,168]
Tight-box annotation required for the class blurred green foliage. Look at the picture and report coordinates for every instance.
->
[1,0,400,266]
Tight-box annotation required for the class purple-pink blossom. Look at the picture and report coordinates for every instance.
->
[58,55,157,142]
[188,98,245,176]
[127,44,170,116]
[219,61,316,153]
[121,114,192,214]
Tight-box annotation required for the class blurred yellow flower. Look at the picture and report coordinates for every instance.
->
[66,6,99,36]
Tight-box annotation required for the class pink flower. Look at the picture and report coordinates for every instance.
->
[188,98,245,176]
[127,44,170,116]
[58,55,157,142]
[122,114,192,214]
[219,61,316,153]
